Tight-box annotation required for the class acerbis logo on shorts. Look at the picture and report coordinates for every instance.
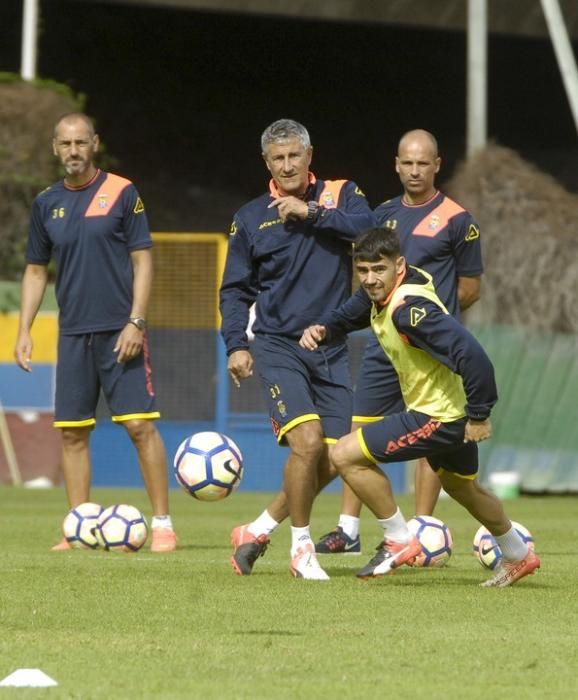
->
[384,418,441,455]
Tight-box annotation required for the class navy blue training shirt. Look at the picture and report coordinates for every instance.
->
[374,191,483,318]
[27,170,152,334]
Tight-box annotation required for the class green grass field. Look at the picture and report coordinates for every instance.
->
[0,488,576,699]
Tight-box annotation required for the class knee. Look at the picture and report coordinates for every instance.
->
[329,440,350,476]
[61,427,91,450]
[288,423,324,463]
[123,419,156,444]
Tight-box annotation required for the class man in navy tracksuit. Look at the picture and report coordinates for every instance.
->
[219,118,374,579]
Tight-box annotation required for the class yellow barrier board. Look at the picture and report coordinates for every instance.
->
[0,313,58,363]
[150,232,227,329]
[0,233,228,361]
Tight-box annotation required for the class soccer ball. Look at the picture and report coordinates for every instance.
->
[407,515,453,567]
[94,504,148,552]
[62,502,104,549]
[173,431,244,501]
[472,521,534,569]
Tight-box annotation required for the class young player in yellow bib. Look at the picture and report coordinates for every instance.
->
[299,227,540,586]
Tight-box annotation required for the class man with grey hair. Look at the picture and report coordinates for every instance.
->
[219,118,373,580]
[261,118,311,151]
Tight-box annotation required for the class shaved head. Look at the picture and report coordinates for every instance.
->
[397,129,438,158]
[395,129,441,204]
[54,112,96,139]
[52,112,99,186]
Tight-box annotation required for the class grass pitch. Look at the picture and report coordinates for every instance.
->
[0,487,576,699]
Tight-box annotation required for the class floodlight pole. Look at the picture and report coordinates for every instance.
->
[466,0,488,157]
[541,0,578,134]
[20,0,39,81]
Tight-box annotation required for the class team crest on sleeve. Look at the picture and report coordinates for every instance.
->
[384,219,397,231]
[229,221,237,236]
[133,197,145,214]
[410,307,427,327]
[465,224,480,241]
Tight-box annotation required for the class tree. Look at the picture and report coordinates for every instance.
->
[0,75,82,285]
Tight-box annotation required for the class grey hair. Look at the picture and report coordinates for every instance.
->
[261,119,311,152]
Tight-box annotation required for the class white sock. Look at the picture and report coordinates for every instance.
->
[152,515,173,529]
[495,525,529,562]
[377,508,411,544]
[338,514,360,540]
[247,510,280,538]
[291,525,313,556]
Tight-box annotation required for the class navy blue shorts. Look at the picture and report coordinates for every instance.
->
[358,410,478,477]
[252,334,353,445]
[54,331,159,428]
[353,335,404,421]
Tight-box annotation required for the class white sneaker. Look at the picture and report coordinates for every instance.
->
[290,543,330,580]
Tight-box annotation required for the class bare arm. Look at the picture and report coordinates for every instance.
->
[14,264,49,372]
[114,248,153,363]
[458,275,481,311]
[129,248,153,318]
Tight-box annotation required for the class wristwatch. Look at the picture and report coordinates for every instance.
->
[128,317,147,331]
[306,200,320,221]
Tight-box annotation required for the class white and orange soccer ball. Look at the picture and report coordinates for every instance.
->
[173,431,244,501]
[62,502,104,549]
[407,515,453,567]
[473,521,534,570]
[94,504,148,552]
